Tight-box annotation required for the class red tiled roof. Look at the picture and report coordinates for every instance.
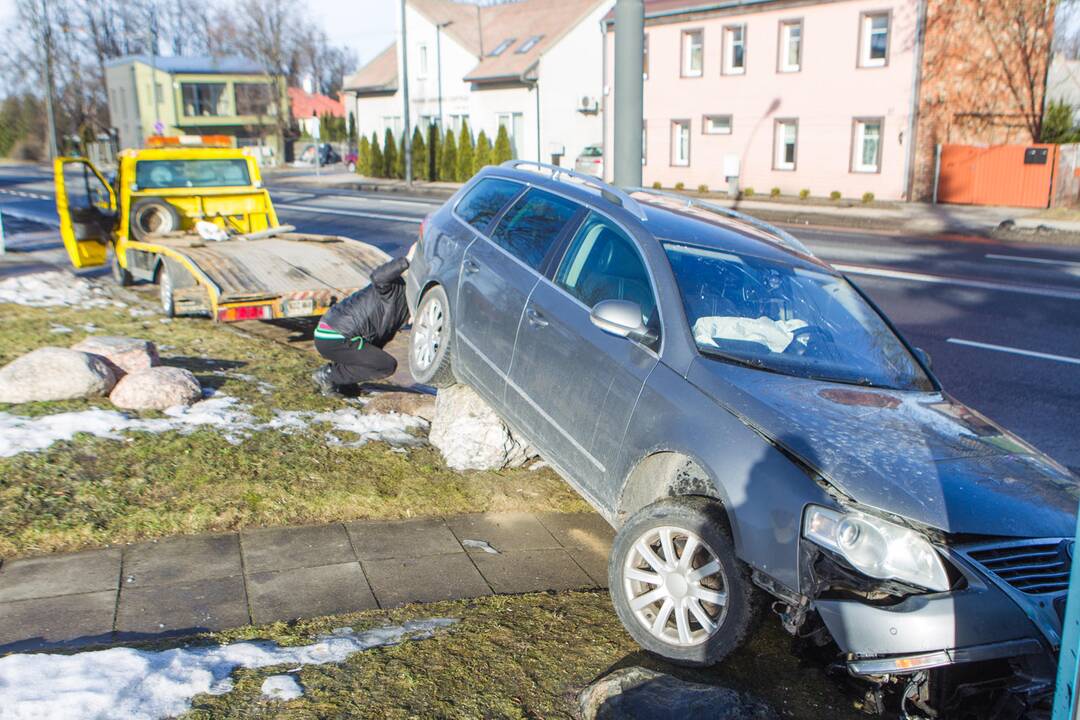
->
[288,87,345,119]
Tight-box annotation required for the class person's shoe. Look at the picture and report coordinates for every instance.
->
[311,365,343,398]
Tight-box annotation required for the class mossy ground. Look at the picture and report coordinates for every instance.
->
[0,295,586,558]
[176,591,865,720]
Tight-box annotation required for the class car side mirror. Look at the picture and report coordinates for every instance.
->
[590,299,656,345]
[914,347,932,370]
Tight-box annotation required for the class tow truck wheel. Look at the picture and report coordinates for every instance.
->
[409,285,455,387]
[156,259,195,318]
[110,248,134,287]
[609,496,757,667]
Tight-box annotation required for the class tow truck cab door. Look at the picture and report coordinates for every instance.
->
[53,157,117,268]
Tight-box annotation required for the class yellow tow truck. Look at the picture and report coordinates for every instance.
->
[54,135,388,321]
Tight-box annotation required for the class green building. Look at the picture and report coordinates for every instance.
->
[104,55,287,164]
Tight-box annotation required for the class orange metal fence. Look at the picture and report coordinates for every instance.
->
[937,144,1057,209]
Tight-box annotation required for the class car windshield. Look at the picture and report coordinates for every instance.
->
[664,242,932,390]
[135,159,251,189]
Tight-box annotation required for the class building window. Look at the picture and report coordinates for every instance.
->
[859,13,889,67]
[852,118,883,172]
[489,38,516,57]
[181,83,225,116]
[643,33,649,79]
[497,112,524,158]
[723,25,745,75]
[681,29,703,77]
[516,35,543,54]
[778,20,802,73]
[418,43,429,78]
[671,119,690,166]
[449,113,470,135]
[703,115,732,135]
[234,83,272,116]
[774,118,797,170]
[383,116,402,137]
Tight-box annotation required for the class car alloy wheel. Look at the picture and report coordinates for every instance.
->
[412,294,445,371]
[623,525,729,647]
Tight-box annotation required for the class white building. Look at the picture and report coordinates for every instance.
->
[343,0,611,169]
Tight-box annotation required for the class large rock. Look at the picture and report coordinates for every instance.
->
[109,366,202,411]
[0,347,117,403]
[578,667,778,720]
[428,384,536,470]
[71,336,160,375]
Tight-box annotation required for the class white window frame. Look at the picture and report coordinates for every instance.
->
[671,119,691,166]
[681,29,704,78]
[851,118,883,173]
[418,43,428,79]
[723,24,746,75]
[774,118,797,171]
[859,12,890,68]
[778,20,802,73]
[497,112,524,158]
[703,114,733,135]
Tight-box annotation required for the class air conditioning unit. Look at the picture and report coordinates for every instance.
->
[578,96,599,114]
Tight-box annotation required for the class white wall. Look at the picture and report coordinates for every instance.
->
[537,2,610,166]
[105,64,140,149]
[470,84,536,161]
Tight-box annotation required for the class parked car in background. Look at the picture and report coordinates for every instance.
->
[345,151,358,173]
[406,161,1079,719]
[297,143,342,166]
[574,144,603,177]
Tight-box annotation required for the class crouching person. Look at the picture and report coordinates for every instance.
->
[311,251,411,397]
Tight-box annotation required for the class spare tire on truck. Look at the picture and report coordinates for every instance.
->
[130,198,181,240]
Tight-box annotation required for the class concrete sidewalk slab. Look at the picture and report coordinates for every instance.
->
[0,511,615,654]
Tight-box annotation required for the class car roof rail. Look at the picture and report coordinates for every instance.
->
[626,187,813,257]
[499,160,648,222]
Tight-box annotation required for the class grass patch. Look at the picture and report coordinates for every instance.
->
[0,297,588,558]
[179,591,864,719]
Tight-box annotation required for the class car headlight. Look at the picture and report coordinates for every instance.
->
[803,505,950,593]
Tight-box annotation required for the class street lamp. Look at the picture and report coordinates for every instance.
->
[436,20,453,131]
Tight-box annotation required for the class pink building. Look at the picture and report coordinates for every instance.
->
[603,0,923,200]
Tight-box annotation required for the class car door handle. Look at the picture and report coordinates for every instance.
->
[525,308,549,327]
[463,259,480,274]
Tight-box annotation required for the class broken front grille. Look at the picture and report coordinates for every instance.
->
[966,539,1073,595]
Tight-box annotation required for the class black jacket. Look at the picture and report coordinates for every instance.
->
[323,257,409,347]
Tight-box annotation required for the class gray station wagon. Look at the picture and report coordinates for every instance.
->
[404,161,1078,717]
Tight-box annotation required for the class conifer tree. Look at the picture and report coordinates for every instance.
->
[440,128,457,182]
[412,126,427,180]
[456,119,475,182]
[395,134,405,179]
[474,130,492,174]
[383,128,397,178]
[369,131,384,178]
[493,124,513,163]
[427,123,441,180]
[357,134,371,175]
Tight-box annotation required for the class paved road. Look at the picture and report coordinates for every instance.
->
[3,164,1078,472]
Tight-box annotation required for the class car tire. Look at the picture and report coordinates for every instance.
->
[156,258,194,318]
[110,247,134,286]
[130,199,181,241]
[409,285,455,387]
[609,496,758,667]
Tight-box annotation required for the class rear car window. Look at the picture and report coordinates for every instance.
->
[490,188,581,270]
[135,159,251,189]
[455,178,523,231]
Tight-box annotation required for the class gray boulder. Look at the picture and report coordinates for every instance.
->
[0,347,117,403]
[578,667,778,720]
[428,384,536,470]
[71,336,160,375]
[110,366,202,411]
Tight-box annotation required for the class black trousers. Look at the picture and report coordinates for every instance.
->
[314,337,398,386]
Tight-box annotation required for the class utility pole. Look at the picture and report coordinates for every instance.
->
[40,0,59,159]
[436,21,452,131]
[149,4,161,136]
[613,0,643,187]
[399,0,413,187]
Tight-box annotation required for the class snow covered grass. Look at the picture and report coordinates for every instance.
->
[0,270,118,308]
[0,283,589,558]
[0,619,456,719]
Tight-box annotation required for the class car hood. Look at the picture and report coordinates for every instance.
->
[686,358,1080,537]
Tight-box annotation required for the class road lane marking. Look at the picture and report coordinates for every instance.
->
[832,263,1080,301]
[0,188,50,201]
[985,253,1080,269]
[275,203,423,224]
[946,338,1080,366]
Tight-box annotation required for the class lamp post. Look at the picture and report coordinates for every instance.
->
[400,0,413,187]
[436,21,452,131]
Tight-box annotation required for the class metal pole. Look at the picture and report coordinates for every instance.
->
[932,143,942,204]
[399,0,413,187]
[0,209,6,256]
[40,0,58,160]
[436,23,445,129]
[613,0,644,187]
[149,5,160,135]
[534,80,541,162]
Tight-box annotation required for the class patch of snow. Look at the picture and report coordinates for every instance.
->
[460,539,500,555]
[0,398,426,457]
[49,324,73,334]
[128,307,156,318]
[260,674,303,701]
[0,619,456,720]
[0,271,112,308]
